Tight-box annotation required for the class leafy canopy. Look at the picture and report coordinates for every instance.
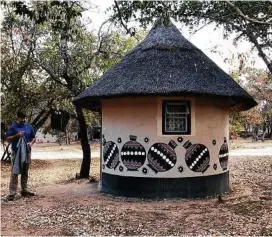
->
[110,1,272,73]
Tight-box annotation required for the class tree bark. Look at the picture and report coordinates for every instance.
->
[32,109,52,133]
[75,105,91,178]
[247,32,272,74]
[1,142,11,162]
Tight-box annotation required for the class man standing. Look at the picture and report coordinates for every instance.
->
[6,111,36,201]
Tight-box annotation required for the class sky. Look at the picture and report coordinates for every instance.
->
[83,0,267,74]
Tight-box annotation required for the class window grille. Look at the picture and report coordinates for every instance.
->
[163,101,191,135]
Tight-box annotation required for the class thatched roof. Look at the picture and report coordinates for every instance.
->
[74,18,257,111]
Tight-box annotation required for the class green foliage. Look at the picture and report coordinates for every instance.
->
[94,31,144,73]
[1,1,142,131]
[110,1,272,73]
[229,112,244,137]
[111,1,271,38]
[229,67,271,137]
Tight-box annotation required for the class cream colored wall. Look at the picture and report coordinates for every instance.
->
[102,96,229,178]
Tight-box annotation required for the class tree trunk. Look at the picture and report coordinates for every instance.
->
[247,32,272,74]
[66,119,72,145]
[31,99,53,128]
[233,25,272,74]
[245,125,249,138]
[32,109,52,133]
[1,142,11,162]
[268,120,272,139]
[75,105,91,178]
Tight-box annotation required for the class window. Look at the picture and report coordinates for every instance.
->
[162,100,191,135]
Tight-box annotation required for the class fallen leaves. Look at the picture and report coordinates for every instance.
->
[1,144,272,236]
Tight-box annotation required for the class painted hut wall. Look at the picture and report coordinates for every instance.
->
[101,96,229,178]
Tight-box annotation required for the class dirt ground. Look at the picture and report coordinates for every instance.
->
[1,141,272,236]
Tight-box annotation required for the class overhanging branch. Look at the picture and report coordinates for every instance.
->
[114,0,139,41]
[226,1,272,26]
[34,59,68,87]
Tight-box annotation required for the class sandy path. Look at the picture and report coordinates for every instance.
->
[31,151,100,159]
[1,148,271,160]
[229,147,272,157]
[29,147,272,159]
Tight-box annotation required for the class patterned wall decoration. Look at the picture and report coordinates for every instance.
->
[177,137,183,143]
[144,137,150,143]
[102,135,228,176]
[178,166,184,173]
[219,137,229,170]
[121,135,146,171]
[183,140,210,173]
[142,167,148,174]
[147,140,177,173]
[119,165,124,172]
[103,139,120,169]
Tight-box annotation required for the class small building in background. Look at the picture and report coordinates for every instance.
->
[74,18,256,198]
[35,129,57,143]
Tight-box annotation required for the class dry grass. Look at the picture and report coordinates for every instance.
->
[1,153,272,236]
[30,141,101,152]
[1,159,100,196]
[229,138,272,149]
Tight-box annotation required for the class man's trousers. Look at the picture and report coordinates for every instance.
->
[9,152,31,195]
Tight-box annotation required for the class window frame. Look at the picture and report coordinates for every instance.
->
[162,100,191,135]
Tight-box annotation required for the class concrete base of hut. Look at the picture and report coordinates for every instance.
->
[101,171,229,198]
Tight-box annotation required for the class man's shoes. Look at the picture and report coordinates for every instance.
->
[6,194,15,201]
[21,191,35,197]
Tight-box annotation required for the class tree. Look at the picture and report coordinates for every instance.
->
[229,112,244,138]
[29,1,138,177]
[241,68,272,139]
[241,107,264,135]
[240,68,272,103]
[1,0,140,176]
[229,67,272,139]
[230,107,264,139]
[1,1,74,162]
[110,1,272,74]
[1,10,62,131]
[2,1,97,177]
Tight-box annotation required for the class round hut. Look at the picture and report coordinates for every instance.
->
[74,18,257,198]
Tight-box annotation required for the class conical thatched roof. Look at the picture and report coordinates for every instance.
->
[74,18,257,111]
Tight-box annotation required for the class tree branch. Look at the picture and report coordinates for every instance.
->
[229,22,272,74]
[225,1,272,26]
[233,32,245,43]
[15,32,36,81]
[247,32,272,74]
[31,99,53,126]
[34,59,68,87]
[98,19,112,40]
[33,109,52,132]
[186,20,213,41]
[7,6,16,55]
[114,0,139,41]
[77,56,95,75]
[96,33,123,57]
